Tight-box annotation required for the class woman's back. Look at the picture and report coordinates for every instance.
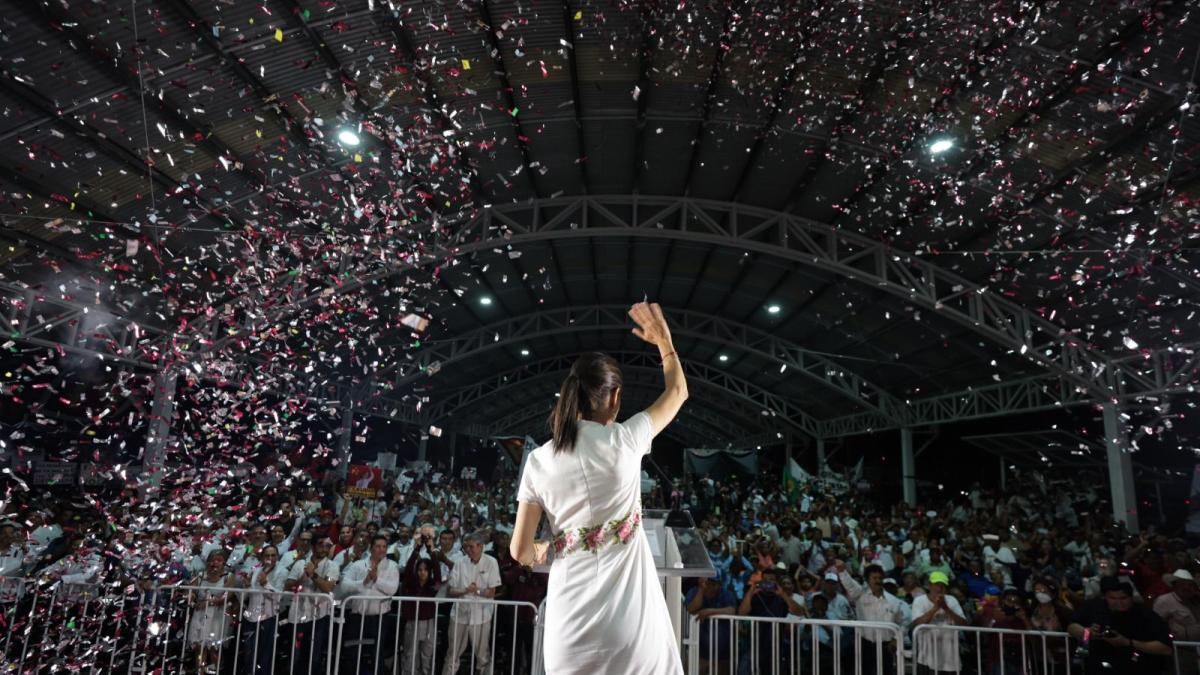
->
[518,412,682,674]
[519,414,649,542]
[509,306,687,674]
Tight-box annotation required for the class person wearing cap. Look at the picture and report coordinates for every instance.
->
[685,575,737,674]
[1154,569,1200,675]
[911,571,967,674]
[834,559,905,675]
[1067,576,1173,675]
[812,570,853,620]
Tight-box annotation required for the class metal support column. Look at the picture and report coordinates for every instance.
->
[816,438,826,472]
[1103,402,1139,532]
[418,433,430,463]
[337,399,354,478]
[143,370,177,489]
[901,428,916,506]
[999,456,1006,492]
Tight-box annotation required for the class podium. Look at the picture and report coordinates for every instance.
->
[642,509,717,645]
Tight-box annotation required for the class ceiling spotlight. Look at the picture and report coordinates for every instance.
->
[520,349,530,356]
[767,304,781,315]
[718,354,729,362]
[929,138,954,154]
[337,129,361,147]
[479,296,493,306]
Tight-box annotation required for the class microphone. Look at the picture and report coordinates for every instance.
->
[642,455,694,529]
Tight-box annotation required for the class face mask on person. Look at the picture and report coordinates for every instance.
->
[1035,592,1052,604]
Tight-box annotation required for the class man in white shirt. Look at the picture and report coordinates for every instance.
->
[340,534,400,675]
[389,526,415,566]
[285,536,338,675]
[836,560,905,675]
[270,512,305,558]
[40,534,102,603]
[809,573,853,621]
[333,530,372,587]
[28,511,62,553]
[910,571,968,672]
[443,532,501,675]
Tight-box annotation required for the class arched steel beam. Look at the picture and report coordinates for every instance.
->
[371,305,905,420]
[489,393,753,449]
[390,350,818,438]
[489,392,730,448]
[347,363,775,445]
[188,196,1187,401]
[426,360,790,442]
[426,359,776,442]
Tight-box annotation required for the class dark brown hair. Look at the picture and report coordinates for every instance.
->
[548,353,623,453]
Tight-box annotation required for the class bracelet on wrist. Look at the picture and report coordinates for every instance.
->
[660,350,678,364]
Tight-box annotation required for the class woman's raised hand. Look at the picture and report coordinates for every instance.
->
[629,302,672,348]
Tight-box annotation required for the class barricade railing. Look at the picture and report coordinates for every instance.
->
[0,577,335,675]
[1174,640,1200,675]
[336,593,540,675]
[686,614,905,675]
[911,623,1071,675]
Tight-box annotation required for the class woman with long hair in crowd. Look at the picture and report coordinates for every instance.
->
[509,302,688,674]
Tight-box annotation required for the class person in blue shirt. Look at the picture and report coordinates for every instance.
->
[959,558,995,599]
[685,576,737,674]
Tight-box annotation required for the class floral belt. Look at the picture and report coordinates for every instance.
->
[552,506,642,557]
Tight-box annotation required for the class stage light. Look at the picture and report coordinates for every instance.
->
[929,138,954,154]
[337,129,361,147]
[520,349,530,356]
[718,354,729,362]
[767,304,781,314]
[479,296,493,306]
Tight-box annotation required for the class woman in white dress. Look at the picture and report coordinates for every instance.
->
[510,302,688,675]
[186,549,236,672]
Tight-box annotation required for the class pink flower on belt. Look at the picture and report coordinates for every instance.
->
[586,527,606,550]
[617,521,634,542]
[563,531,577,551]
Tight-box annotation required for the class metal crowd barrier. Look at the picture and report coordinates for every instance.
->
[335,594,540,675]
[1174,641,1200,675]
[686,614,905,675]
[1,578,335,675]
[911,624,1073,675]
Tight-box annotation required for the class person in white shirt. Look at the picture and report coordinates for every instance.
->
[443,531,501,675]
[270,512,304,558]
[286,536,339,675]
[389,526,415,566]
[40,534,102,603]
[340,535,401,675]
[239,545,288,674]
[0,522,31,604]
[28,511,62,553]
[435,529,465,583]
[836,560,906,675]
[333,530,372,590]
[910,571,968,672]
[809,572,853,620]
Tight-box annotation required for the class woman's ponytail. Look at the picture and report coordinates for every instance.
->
[550,374,582,453]
[547,353,623,454]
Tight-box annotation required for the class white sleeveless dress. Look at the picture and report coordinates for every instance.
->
[517,412,683,675]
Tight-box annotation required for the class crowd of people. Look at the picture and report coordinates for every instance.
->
[0,460,1197,674]
[681,470,1195,674]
